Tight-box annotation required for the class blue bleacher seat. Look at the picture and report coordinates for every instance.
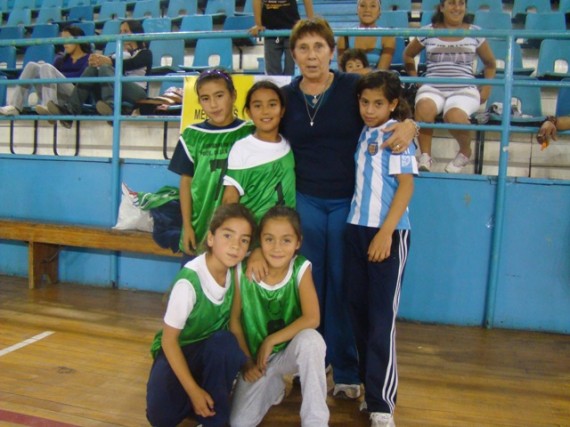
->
[7,7,31,26]
[180,14,213,47]
[378,10,409,28]
[182,38,233,71]
[42,0,64,9]
[148,39,185,74]
[522,12,566,48]
[511,0,551,22]
[467,0,503,14]
[223,15,256,47]
[0,0,8,12]
[476,39,534,76]
[473,11,512,29]
[382,0,412,12]
[35,5,63,24]
[0,45,17,70]
[166,0,197,19]
[556,79,570,117]
[487,85,544,125]
[560,0,570,14]
[30,23,60,39]
[0,74,7,107]
[143,17,172,34]
[74,20,96,36]
[420,10,434,26]
[180,14,214,32]
[421,0,440,11]
[132,0,161,20]
[65,0,91,9]
[223,15,256,70]
[0,26,25,42]
[12,0,34,9]
[236,0,253,16]
[536,39,570,80]
[205,0,235,18]
[67,5,94,22]
[101,19,122,55]
[2,44,56,79]
[94,1,126,26]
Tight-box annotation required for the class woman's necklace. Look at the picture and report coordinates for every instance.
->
[303,93,323,127]
[301,74,332,127]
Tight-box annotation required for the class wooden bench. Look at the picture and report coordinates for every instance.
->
[0,219,179,289]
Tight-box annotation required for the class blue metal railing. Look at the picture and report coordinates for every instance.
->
[1,27,569,324]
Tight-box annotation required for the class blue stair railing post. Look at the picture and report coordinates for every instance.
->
[484,35,515,329]
[110,38,124,288]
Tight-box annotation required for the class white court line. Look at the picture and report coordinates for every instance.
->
[0,331,54,357]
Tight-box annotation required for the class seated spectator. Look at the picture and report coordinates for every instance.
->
[336,0,395,71]
[403,0,496,173]
[339,48,371,75]
[0,26,90,117]
[537,115,570,150]
[45,20,152,129]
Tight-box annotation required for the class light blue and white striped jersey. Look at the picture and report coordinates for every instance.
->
[347,119,418,229]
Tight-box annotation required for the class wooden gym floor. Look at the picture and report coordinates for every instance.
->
[0,275,569,427]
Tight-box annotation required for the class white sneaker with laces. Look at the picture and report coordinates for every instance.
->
[445,152,470,174]
[418,153,432,172]
[332,383,361,399]
[0,105,20,116]
[370,412,395,427]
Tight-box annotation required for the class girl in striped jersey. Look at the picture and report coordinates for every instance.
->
[229,206,329,427]
[345,71,418,427]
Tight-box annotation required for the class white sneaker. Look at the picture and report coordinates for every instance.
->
[332,383,361,399]
[370,412,395,427]
[0,105,20,116]
[418,153,432,172]
[445,152,470,174]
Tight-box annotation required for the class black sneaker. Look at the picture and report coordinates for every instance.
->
[47,101,73,129]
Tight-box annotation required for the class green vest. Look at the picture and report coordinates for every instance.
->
[150,267,235,359]
[180,121,255,251]
[239,255,307,358]
[226,149,296,223]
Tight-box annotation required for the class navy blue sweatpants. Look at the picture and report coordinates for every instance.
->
[345,225,410,414]
[146,330,247,427]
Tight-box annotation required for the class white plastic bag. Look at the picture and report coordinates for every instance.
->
[113,183,154,232]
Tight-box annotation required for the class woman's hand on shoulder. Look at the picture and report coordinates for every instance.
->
[382,119,419,153]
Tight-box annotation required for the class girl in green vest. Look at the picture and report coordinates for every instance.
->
[229,206,329,426]
[222,80,296,223]
[146,203,256,427]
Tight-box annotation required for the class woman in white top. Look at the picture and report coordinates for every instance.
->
[403,0,495,173]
